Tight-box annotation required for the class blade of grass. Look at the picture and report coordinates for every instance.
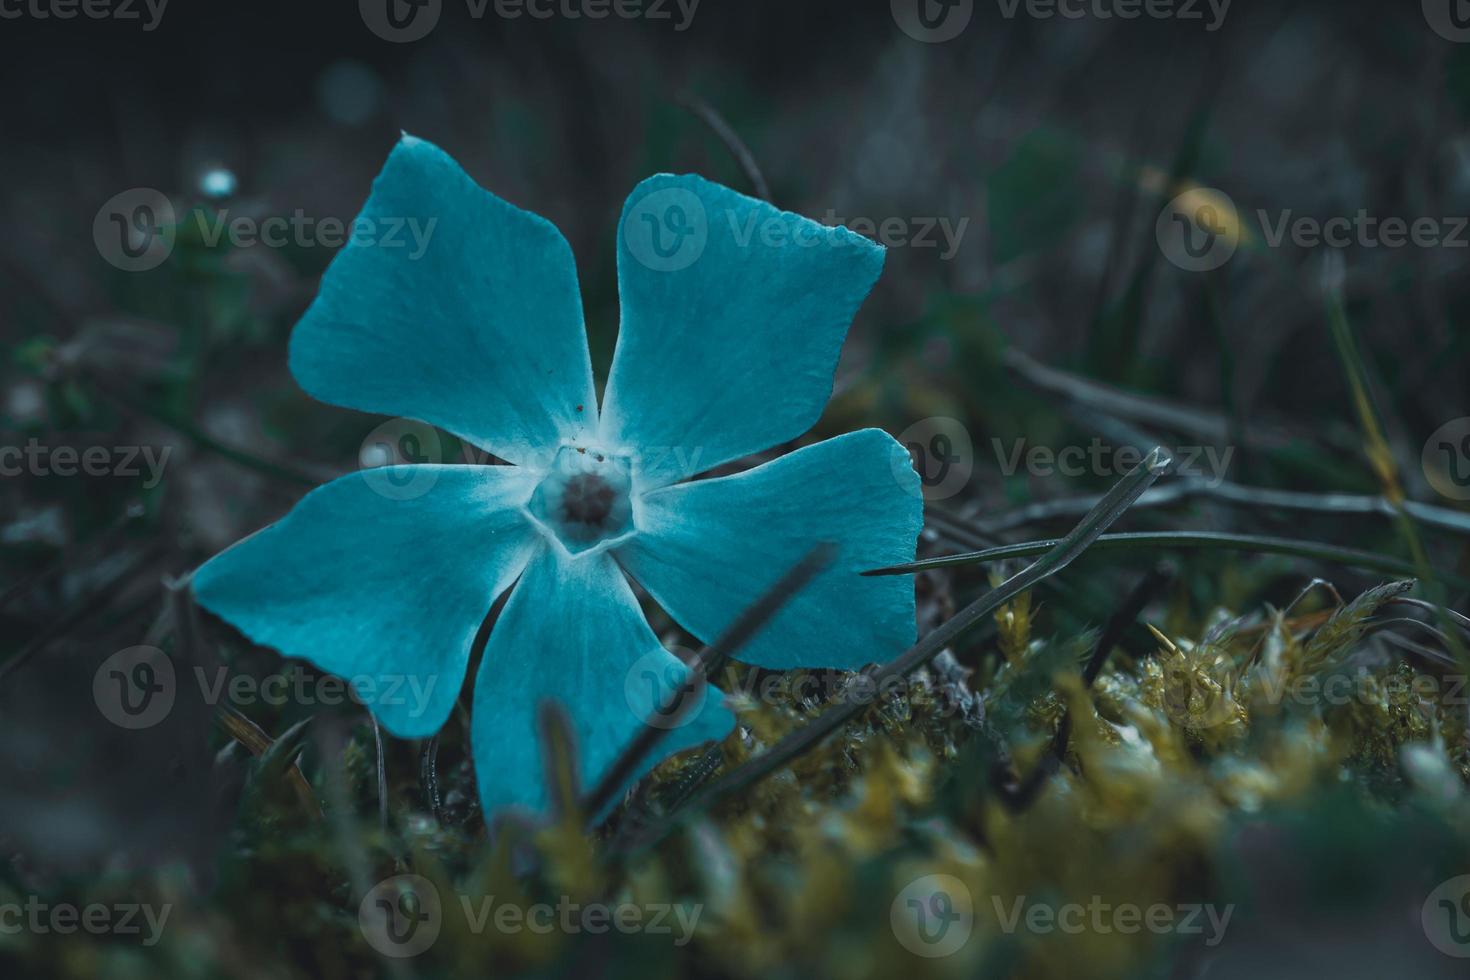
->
[966,477,1470,537]
[1322,255,1470,668]
[581,543,834,822]
[865,530,1470,592]
[998,562,1174,812]
[614,448,1171,852]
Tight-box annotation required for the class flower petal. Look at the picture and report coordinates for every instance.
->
[471,547,735,817]
[290,135,598,464]
[599,174,886,488]
[193,465,541,736]
[616,429,921,670]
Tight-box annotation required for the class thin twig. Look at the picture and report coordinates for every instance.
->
[370,714,389,835]
[997,562,1173,811]
[420,736,445,824]
[677,92,771,202]
[866,531,1470,591]
[967,478,1470,538]
[582,543,834,821]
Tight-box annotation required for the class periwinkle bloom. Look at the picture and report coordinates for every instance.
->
[193,135,921,815]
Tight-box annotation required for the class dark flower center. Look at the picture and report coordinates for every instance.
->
[527,447,635,556]
[560,473,616,528]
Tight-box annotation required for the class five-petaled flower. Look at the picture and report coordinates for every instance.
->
[193,135,922,816]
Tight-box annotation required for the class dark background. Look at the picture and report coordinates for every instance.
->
[2,2,1470,978]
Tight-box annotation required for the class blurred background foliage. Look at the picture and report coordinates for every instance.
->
[2,1,1470,977]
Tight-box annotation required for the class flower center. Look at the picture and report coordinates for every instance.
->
[560,473,616,528]
[527,447,636,556]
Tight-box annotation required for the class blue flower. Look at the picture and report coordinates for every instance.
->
[193,135,922,817]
